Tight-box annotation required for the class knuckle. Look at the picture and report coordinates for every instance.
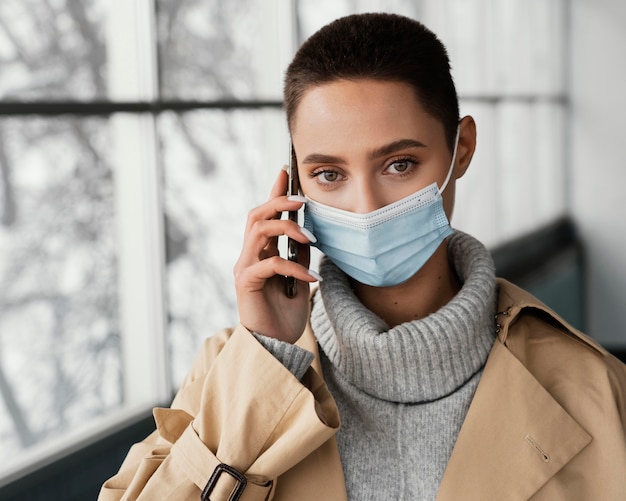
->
[251,219,267,235]
[264,255,280,267]
[246,205,264,226]
[233,261,242,277]
[233,266,252,288]
[249,204,264,218]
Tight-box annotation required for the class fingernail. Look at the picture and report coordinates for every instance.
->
[299,227,317,243]
[282,164,289,172]
[308,269,323,282]
[288,195,308,203]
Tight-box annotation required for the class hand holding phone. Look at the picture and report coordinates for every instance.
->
[233,145,317,343]
[285,142,299,298]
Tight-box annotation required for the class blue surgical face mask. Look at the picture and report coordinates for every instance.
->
[303,128,460,287]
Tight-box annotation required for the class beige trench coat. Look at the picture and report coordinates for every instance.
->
[99,279,626,500]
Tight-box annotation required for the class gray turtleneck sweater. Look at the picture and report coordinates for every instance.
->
[256,231,497,499]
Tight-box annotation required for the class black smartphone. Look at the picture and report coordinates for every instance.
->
[285,142,299,298]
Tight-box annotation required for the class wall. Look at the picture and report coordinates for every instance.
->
[570,0,626,347]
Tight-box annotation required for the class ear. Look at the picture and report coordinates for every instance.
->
[454,115,477,180]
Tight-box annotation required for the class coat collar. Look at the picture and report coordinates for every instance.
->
[436,339,591,499]
[494,278,606,354]
[437,279,593,499]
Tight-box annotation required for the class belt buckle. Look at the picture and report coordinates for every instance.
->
[201,463,247,501]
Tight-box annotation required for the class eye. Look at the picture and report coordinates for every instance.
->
[311,169,343,185]
[385,158,417,175]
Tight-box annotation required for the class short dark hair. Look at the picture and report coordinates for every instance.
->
[284,13,460,150]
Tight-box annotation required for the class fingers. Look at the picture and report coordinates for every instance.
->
[244,195,306,234]
[244,167,305,234]
[235,167,319,294]
[240,218,315,265]
[269,167,289,199]
[234,169,320,341]
[241,168,312,258]
[235,256,321,294]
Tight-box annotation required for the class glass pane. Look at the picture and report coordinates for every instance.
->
[450,100,565,249]
[0,0,108,100]
[295,0,355,43]
[420,0,495,96]
[453,101,500,247]
[496,102,541,241]
[491,0,565,95]
[157,0,271,100]
[160,109,286,386]
[531,102,566,224]
[0,117,120,464]
[296,0,566,98]
[295,0,424,44]
[418,0,566,96]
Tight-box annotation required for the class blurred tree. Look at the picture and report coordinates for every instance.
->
[0,0,119,456]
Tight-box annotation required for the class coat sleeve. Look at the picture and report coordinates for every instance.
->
[98,325,340,501]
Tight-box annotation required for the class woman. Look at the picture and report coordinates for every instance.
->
[100,13,626,500]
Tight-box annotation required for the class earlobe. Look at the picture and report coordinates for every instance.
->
[455,115,477,179]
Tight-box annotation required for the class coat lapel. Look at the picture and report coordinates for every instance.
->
[437,339,591,500]
[285,321,347,501]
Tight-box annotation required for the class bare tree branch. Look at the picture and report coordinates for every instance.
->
[0,14,34,69]
[176,115,216,176]
[65,0,106,95]
[0,362,36,448]
[0,128,16,226]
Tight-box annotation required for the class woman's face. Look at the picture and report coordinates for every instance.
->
[291,79,466,217]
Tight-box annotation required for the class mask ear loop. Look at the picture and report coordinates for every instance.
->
[439,125,461,194]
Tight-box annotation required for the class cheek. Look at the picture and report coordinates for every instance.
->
[442,183,456,221]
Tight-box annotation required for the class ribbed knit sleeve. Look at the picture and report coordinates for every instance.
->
[253,333,314,381]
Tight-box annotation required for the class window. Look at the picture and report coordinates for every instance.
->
[0,0,121,480]
[0,0,568,482]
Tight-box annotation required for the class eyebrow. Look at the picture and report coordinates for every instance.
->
[300,138,427,165]
[369,139,427,159]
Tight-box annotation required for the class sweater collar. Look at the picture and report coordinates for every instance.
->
[311,231,497,403]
